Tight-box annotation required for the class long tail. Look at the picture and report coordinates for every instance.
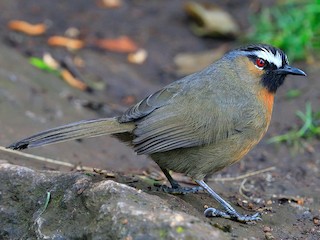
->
[7,117,135,150]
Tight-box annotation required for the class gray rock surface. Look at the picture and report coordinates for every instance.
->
[0,163,225,239]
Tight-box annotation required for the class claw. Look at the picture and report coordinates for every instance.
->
[204,207,262,223]
[232,212,262,222]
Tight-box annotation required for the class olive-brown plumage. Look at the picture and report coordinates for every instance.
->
[8,44,306,222]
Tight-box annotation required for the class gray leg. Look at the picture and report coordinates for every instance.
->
[196,180,261,223]
[158,167,203,194]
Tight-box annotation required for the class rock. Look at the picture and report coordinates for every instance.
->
[0,163,224,239]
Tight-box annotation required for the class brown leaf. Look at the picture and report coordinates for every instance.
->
[184,2,239,37]
[48,36,85,50]
[60,69,88,91]
[98,0,122,8]
[174,45,228,75]
[95,36,138,53]
[8,20,47,36]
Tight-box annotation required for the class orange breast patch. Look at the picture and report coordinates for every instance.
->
[258,88,274,123]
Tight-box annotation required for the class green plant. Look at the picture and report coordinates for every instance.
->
[285,89,301,99]
[268,102,320,149]
[248,0,320,61]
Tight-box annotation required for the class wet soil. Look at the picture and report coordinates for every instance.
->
[0,0,319,239]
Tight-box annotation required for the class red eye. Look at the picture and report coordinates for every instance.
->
[256,58,265,68]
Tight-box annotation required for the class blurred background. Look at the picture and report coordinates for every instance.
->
[0,0,319,237]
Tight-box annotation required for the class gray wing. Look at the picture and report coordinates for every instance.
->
[119,85,179,123]
[119,74,244,155]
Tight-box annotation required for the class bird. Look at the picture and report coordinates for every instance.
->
[7,44,306,223]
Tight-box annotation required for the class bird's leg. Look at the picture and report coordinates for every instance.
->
[195,180,261,223]
[157,168,203,194]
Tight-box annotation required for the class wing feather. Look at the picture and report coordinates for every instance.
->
[119,86,179,123]
[117,71,245,155]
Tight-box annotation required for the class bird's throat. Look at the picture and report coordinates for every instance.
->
[261,72,286,93]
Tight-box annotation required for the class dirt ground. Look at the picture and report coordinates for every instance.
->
[0,0,319,239]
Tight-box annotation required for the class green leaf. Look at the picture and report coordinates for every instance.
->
[29,57,58,73]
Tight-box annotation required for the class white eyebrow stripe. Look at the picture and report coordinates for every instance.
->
[252,48,283,68]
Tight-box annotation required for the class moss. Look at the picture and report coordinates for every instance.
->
[158,229,168,238]
[176,226,185,234]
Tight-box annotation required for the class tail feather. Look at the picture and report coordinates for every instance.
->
[7,117,135,150]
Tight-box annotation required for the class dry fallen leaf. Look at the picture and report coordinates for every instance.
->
[98,0,122,8]
[127,48,148,64]
[43,52,60,70]
[60,69,88,91]
[185,1,239,37]
[296,198,304,205]
[313,217,320,225]
[95,36,138,53]
[174,45,228,75]
[48,36,85,50]
[7,20,47,36]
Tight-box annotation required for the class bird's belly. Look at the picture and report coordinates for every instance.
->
[151,128,267,180]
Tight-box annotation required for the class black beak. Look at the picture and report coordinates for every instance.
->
[276,65,306,76]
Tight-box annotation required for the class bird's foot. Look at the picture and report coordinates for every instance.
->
[204,207,262,223]
[156,184,203,195]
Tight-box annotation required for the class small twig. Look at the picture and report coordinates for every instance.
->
[238,178,264,204]
[0,146,99,172]
[239,179,250,199]
[211,166,276,182]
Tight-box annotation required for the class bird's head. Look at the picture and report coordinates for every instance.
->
[226,44,306,93]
